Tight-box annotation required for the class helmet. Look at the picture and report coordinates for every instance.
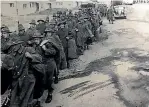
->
[1,27,11,33]
[18,24,25,31]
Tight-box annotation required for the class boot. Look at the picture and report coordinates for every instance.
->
[67,62,70,68]
[34,101,42,107]
[54,77,59,84]
[45,93,52,103]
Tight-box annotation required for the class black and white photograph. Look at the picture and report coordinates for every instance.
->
[1,0,149,107]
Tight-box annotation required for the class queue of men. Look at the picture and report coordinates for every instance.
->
[1,7,109,107]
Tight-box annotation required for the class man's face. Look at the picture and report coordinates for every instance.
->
[19,30,25,35]
[50,24,55,28]
[30,24,36,28]
[60,24,65,28]
[46,32,52,37]
[38,21,43,24]
[2,32,9,39]
[53,17,56,19]
[34,38,41,45]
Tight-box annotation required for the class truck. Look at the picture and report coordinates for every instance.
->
[123,0,133,5]
[113,5,127,19]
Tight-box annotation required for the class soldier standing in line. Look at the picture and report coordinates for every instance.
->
[45,16,50,28]
[26,19,37,38]
[68,10,73,16]
[2,36,43,107]
[52,13,57,23]
[46,22,67,70]
[66,31,78,68]
[18,24,30,46]
[40,27,61,103]
[90,13,100,41]
[1,26,14,96]
[1,26,12,53]
[36,19,46,35]
[29,30,45,107]
[48,19,57,30]
[45,16,49,23]
[66,14,75,33]
[75,17,85,55]
[82,15,94,49]
[56,21,69,68]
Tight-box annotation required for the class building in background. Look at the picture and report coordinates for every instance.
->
[1,1,43,16]
[133,0,149,3]
[1,0,80,16]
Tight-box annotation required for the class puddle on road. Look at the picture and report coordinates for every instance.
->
[114,60,139,79]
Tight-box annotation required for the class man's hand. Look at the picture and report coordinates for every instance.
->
[90,34,94,37]
[42,45,46,51]
[25,52,32,59]
[66,37,69,40]
[28,41,32,45]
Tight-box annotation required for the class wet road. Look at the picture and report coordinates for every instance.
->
[42,4,149,107]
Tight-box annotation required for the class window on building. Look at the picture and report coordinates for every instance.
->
[10,3,14,7]
[56,2,63,5]
[31,2,35,7]
[56,2,59,5]
[30,3,32,7]
[60,2,63,5]
[23,4,27,8]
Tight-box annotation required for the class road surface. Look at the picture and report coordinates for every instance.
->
[40,4,149,107]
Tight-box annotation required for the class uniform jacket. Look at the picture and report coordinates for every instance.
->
[26,27,36,39]
[107,8,114,20]
[5,44,44,107]
[1,54,14,95]
[75,22,85,47]
[57,27,69,49]
[36,23,46,35]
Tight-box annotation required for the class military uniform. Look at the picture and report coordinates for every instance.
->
[1,54,13,95]
[91,14,100,40]
[107,8,114,24]
[18,24,30,46]
[42,27,62,103]
[57,21,68,55]
[36,19,46,35]
[1,26,12,53]
[75,20,85,55]
[82,16,94,49]
[26,20,37,39]
[2,36,43,107]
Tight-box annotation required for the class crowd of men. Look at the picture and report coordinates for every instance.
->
[1,6,114,107]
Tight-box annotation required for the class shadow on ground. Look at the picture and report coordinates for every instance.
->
[60,47,149,81]
[59,47,149,107]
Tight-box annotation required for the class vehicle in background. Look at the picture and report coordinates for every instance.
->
[113,5,127,19]
[80,3,95,9]
[123,0,133,5]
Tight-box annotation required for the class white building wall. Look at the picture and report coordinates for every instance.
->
[1,1,17,16]
[1,1,78,17]
[51,1,77,9]
[1,1,38,16]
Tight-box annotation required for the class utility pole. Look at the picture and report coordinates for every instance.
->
[16,1,19,32]
[111,0,113,6]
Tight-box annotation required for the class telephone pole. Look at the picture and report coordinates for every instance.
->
[16,1,19,32]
